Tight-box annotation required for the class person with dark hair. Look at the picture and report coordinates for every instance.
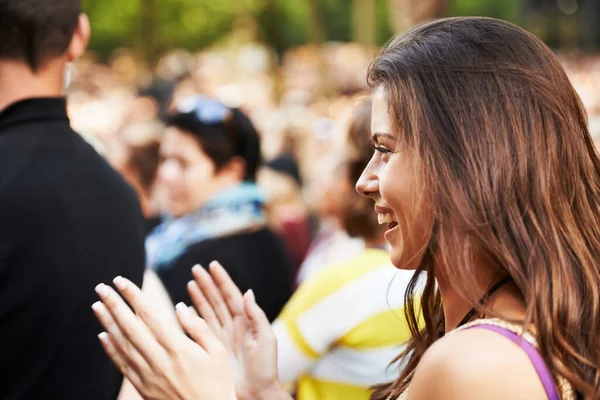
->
[125,140,162,233]
[0,1,146,399]
[146,95,293,322]
[109,120,164,235]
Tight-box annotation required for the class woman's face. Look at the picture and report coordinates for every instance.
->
[356,87,431,269]
[157,127,227,217]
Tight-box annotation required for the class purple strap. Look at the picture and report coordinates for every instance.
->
[467,325,560,400]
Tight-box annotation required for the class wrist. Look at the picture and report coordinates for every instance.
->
[253,381,289,400]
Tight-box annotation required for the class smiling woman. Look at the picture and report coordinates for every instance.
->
[358,17,599,400]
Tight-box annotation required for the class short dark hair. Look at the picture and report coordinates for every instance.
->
[166,106,262,182]
[0,0,81,70]
[126,140,161,195]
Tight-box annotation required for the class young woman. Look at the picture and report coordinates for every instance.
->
[92,17,600,399]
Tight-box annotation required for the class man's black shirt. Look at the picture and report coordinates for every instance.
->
[0,98,146,400]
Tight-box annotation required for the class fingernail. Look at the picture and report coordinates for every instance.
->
[95,284,109,298]
[113,276,126,290]
[187,280,195,289]
[91,301,103,313]
[209,261,219,269]
[176,302,190,314]
[246,289,255,303]
[98,332,109,343]
[192,265,201,274]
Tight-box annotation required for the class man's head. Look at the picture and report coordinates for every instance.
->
[0,0,90,71]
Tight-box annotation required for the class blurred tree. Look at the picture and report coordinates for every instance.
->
[580,0,600,50]
[388,0,447,32]
[140,0,157,65]
[448,0,520,23]
[353,0,376,47]
[82,0,399,63]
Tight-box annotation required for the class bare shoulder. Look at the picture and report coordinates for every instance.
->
[406,328,547,400]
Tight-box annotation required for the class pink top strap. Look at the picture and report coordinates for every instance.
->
[466,324,560,400]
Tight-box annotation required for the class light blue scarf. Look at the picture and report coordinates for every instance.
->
[146,182,268,271]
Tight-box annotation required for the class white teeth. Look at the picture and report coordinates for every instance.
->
[377,212,397,225]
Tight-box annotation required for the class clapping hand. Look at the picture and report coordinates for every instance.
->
[187,262,290,400]
[92,276,236,400]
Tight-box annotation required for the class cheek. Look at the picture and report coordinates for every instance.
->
[184,163,214,188]
[378,164,403,208]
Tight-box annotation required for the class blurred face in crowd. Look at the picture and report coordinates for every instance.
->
[314,161,353,221]
[356,87,431,269]
[157,127,237,217]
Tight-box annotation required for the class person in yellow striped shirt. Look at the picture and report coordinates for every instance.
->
[270,98,414,400]
[274,248,413,400]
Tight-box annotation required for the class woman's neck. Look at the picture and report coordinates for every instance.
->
[436,273,475,333]
[436,267,526,333]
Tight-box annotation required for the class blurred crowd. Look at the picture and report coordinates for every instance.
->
[66,41,600,248]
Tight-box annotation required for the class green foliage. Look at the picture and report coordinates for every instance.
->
[255,0,311,55]
[83,0,139,55]
[375,0,394,46]
[448,0,521,24]
[83,0,396,60]
[83,0,242,58]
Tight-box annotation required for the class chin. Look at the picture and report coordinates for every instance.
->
[389,250,421,271]
[166,205,186,218]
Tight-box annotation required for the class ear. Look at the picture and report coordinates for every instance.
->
[65,14,91,62]
[218,157,246,182]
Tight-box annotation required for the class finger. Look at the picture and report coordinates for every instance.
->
[232,314,250,352]
[92,302,151,373]
[188,306,199,317]
[192,265,233,329]
[111,276,182,353]
[209,261,245,316]
[98,332,144,389]
[187,280,221,332]
[243,290,271,336]
[175,302,223,354]
[95,282,168,362]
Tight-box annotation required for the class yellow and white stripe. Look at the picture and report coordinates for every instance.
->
[273,249,414,400]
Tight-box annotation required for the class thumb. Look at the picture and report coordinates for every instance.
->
[243,290,270,336]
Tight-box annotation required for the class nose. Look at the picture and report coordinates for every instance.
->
[356,162,378,199]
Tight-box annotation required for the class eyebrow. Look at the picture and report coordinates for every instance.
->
[372,132,397,142]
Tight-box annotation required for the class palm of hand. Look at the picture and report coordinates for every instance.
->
[187,263,280,400]
[210,308,278,400]
[143,338,234,400]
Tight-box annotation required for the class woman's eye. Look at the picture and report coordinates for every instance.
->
[374,145,392,155]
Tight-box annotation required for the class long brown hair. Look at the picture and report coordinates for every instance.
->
[368,17,600,399]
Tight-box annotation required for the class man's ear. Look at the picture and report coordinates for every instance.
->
[65,14,91,62]
[219,157,246,182]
